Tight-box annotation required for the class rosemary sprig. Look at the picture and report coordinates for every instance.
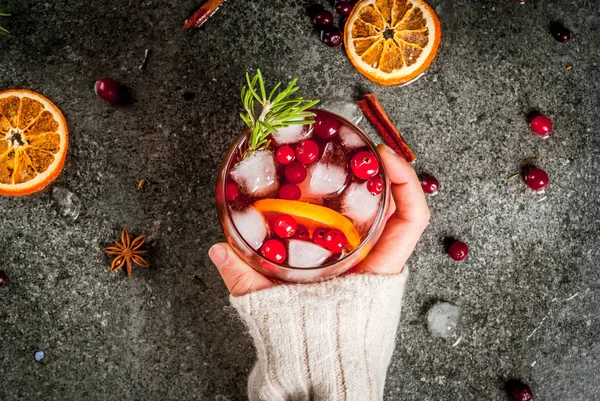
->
[240,69,318,157]
[0,8,10,36]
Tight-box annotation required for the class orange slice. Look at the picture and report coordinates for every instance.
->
[253,199,361,249]
[0,89,68,196]
[344,0,441,86]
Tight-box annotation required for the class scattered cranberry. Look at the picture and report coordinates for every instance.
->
[512,382,534,401]
[448,241,469,261]
[95,78,120,103]
[0,270,7,287]
[530,115,552,137]
[274,215,297,238]
[314,114,340,139]
[275,146,295,165]
[350,151,379,180]
[324,229,348,253]
[525,168,549,191]
[279,183,302,200]
[335,1,353,16]
[550,22,571,42]
[285,161,308,184]
[321,27,343,47]
[295,140,319,165]
[367,176,383,195]
[225,182,240,202]
[261,239,287,263]
[313,10,334,28]
[293,224,310,241]
[312,227,329,247]
[421,176,440,195]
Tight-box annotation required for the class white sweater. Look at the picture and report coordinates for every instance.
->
[230,269,409,401]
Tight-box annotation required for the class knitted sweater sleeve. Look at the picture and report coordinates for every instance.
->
[229,268,409,401]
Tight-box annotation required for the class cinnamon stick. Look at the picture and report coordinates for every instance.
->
[360,94,416,163]
[183,0,226,30]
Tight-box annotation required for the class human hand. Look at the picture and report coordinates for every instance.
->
[209,144,430,296]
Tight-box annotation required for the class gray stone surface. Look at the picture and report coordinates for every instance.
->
[0,0,598,400]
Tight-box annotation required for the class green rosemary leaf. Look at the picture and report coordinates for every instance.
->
[256,69,266,100]
[0,26,8,36]
[267,82,281,101]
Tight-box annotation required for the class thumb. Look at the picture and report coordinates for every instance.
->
[209,243,275,297]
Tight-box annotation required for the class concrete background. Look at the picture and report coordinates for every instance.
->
[0,0,598,399]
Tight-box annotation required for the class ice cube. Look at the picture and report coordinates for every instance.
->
[230,206,269,250]
[287,240,332,268]
[319,100,363,125]
[339,125,367,150]
[270,123,313,145]
[51,186,81,221]
[341,182,382,233]
[427,302,462,346]
[300,163,347,200]
[230,149,279,197]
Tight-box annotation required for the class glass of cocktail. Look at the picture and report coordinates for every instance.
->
[216,71,391,282]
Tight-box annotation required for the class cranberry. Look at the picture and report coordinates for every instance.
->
[313,10,334,28]
[273,215,297,239]
[295,140,319,165]
[312,227,329,247]
[530,115,552,137]
[261,239,286,263]
[0,270,7,287]
[421,176,440,195]
[449,241,469,261]
[335,1,353,16]
[279,183,301,200]
[225,182,240,202]
[550,22,571,42]
[321,27,343,47]
[293,224,310,241]
[512,382,533,401]
[275,146,295,165]
[285,161,308,184]
[367,176,383,195]
[525,168,549,191]
[350,151,379,180]
[314,114,340,139]
[95,78,120,103]
[324,229,348,253]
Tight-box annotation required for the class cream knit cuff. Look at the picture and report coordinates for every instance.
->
[230,269,409,401]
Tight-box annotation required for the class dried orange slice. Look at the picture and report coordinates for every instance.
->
[0,89,68,196]
[344,0,441,86]
[253,199,361,249]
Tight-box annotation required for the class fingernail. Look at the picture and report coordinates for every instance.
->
[209,244,228,267]
[378,143,394,154]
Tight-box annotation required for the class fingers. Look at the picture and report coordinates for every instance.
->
[209,243,275,297]
[358,144,430,275]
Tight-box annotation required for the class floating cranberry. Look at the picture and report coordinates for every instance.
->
[421,176,440,195]
[95,78,120,103]
[321,27,343,47]
[530,115,552,137]
[335,1,353,16]
[324,229,348,253]
[275,146,295,165]
[295,140,319,165]
[550,22,571,42]
[525,168,549,191]
[350,151,379,180]
[312,227,329,247]
[449,241,469,261]
[225,182,240,202]
[512,382,534,401]
[313,10,334,28]
[293,224,310,241]
[274,215,297,239]
[279,183,302,200]
[285,161,308,184]
[314,114,340,139]
[261,239,286,263]
[0,270,7,287]
[367,176,383,195]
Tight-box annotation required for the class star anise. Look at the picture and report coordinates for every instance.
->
[104,228,149,276]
